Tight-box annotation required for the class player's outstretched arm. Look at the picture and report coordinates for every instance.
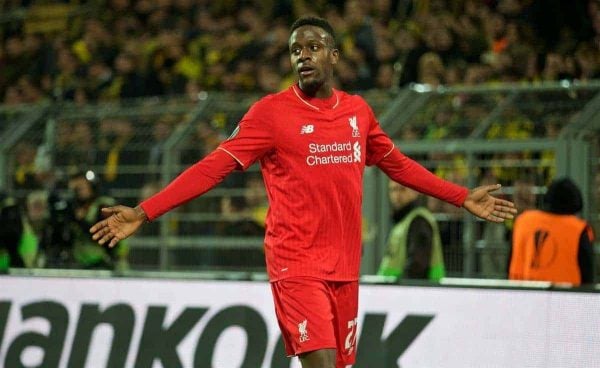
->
[462,184,517,223]
[89,149,239,249]
[377,149,517,222]
[90,205,147,248]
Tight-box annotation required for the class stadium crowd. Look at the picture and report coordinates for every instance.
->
[1,0,600,105]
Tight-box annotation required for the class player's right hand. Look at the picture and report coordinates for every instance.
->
[463,184,517,223]
[90,205,147,248]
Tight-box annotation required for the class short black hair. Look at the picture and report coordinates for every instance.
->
[543,177,583,214]
[290,16,336,47]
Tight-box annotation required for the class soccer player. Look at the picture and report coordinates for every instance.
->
[90,16,517,368]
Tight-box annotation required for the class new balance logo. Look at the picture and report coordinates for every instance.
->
[300,125,314,134]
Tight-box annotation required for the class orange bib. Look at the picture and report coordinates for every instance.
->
[510,210,593,286]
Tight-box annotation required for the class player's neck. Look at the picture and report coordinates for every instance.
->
[293,84,339,110]
[298,82,334,99]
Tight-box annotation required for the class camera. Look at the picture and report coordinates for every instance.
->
[42,190,76,267]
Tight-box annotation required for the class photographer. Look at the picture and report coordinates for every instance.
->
[43,189,77,267]
[0,193,38,271]
[58,171,129,270]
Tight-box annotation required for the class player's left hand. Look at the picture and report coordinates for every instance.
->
[463,184,517,223]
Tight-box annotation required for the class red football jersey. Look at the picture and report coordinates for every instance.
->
[218,85,395,281]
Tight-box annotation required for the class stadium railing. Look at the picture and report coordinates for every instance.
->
[0,82,598,278]
[364,80,600,277]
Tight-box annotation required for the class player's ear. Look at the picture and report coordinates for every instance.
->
[330,48,339,65]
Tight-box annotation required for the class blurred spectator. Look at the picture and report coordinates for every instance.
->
[217,195,265,237]
[55,120,97,173]
[181,119,226,164]
[1,36,27,92]
[173,118,230,237]
[53,47,83,101]
[512,177,539,213]
[424,105,459,139]
[427,158,467,270]
[184,80,205,102]
[86,60,114,100]
[574,43,600,80]
[417,51,446,86]
[509,178,595,286]
[244,173,269,228]
[542,52,570,81]
[538,118,562,182]
[375,63,395,89]
[72,18,117,67]
[256,64,283,93]
[146,116,176,182]
[65,171,128,270]
[394,28,421,86]
[25,190,49,245]
[13,141,43,192]
[107,52,151,99]
[479,175,537,278]
[378,181,445,281]
[3,85,24,105]
[97,118,141,189]
[16,76,45,103]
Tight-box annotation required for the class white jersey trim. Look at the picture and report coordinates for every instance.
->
[292,85,339,111]
[217,147,245,168]
[383,144,395,159]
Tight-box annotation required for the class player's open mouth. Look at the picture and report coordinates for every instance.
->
[299,66,315,77]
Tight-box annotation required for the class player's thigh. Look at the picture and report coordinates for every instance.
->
[331,281,359,365]
[271,277,337,357]
[298,348,336,368]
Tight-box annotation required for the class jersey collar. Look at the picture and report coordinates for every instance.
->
[292,84,340,111]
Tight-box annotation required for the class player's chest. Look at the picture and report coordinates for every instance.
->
[275,109,369,153]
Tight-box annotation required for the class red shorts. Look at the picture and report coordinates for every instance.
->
[270,277,359,366]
